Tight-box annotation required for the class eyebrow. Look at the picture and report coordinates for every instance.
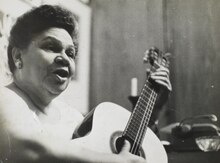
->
[41,36,75,49]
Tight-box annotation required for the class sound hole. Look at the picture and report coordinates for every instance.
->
[110,131,146,158]
[115,136,126,153]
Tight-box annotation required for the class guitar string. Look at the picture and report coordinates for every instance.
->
[122,80,157,154]
[130,88,155,154]
[131,50,167,154]
[125,83,151,139]
[125,83,155,151]
[132,91,157,154]
[122,81,151,139]
[130,85,157,154]
[132,90,157,154]
[130,85,152,135]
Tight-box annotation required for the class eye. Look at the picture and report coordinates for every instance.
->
[65,48,76,59]
[41,43,61,53]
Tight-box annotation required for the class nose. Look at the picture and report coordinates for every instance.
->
[54,56,69,66]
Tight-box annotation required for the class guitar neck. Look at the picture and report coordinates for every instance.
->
[123,79,158,154]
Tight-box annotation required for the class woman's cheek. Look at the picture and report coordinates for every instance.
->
[69,62,76,76]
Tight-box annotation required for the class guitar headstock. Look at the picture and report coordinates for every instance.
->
[143,47,170,70]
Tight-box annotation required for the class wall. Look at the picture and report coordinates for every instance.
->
[165,0,220,125]
[90,0,220,127]
[90,0,165,110]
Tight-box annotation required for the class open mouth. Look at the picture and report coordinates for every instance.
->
[53,69,69,78]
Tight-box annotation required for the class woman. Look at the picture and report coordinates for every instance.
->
[0,4,171,163]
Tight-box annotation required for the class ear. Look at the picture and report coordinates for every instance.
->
[11,47,23,69]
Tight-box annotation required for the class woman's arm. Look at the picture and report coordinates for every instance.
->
[0,124,146,163]
[0,88,146,163]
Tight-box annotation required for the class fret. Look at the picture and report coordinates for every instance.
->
[138,93,156,125]
[141,89,151,98]
[138,95,152,105]
[141,89,152,99]
[133,107,151,122]
[124,73,161,155]
[125,95,157,143]
[124,128,138,140]
[126,125,139,134]
[129,117,142,128]
[137,99,148,110]
[140,89,154,101]
[132,116,141,124]
[124,132,136,140]
[134,105,146,115]
[125,117,146,139]
[140,93,150,102]
[125,127,138,136]
[126,120,148,139]
[133,91,156,117]
[134,109,145,118]
[125,123,149,141]
[125,47,169,155]
[142,90,154,101]
[134,101,155,118]
[145,80,153,88]
[142,83,153,92]
[143,84,153,92]
[133,108,151,124]
[137,98,155,110]
[142,89,153,97]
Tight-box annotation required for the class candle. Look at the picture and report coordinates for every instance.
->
[131,78,138,96]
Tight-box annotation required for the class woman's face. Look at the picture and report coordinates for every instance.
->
[19,27,76,97]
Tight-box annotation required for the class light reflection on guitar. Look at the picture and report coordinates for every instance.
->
[73,47,169,163]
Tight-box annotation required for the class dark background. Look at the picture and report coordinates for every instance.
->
[89,0,220,129]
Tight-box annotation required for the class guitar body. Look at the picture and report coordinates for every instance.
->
[73,102,168,163]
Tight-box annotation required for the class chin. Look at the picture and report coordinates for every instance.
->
[44,76,70,96]
[47,83,69,96]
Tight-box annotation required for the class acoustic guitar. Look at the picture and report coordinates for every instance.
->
[73,47,169,163]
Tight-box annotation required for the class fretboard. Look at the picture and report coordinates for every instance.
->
[123,80,158,154]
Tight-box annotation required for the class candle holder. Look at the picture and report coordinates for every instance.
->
[128,95,139,110]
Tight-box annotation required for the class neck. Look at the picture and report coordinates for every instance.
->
[123,80,158,155]
[12,80,55,113]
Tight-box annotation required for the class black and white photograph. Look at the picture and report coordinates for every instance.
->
[0,0,220,163]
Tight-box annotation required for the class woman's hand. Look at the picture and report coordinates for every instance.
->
[118,140,147,163]
[147,64,172,125]
[149,65,172,91]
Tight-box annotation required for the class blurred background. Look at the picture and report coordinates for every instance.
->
[1,0,220,162]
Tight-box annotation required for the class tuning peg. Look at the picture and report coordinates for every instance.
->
[143,50,150,63]
[162,53,171,67]
[164,52,171,57]
[163,53,171,60]
[149,46,159,53]
[146,68,151,77]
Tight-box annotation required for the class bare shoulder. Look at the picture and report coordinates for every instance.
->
[0,85,27,108]
[0,85,29,116]
[0,85,40,137]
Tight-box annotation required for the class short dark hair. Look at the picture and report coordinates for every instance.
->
[8,4,78,73]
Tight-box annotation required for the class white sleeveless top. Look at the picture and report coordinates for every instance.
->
[34,100,84,140]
